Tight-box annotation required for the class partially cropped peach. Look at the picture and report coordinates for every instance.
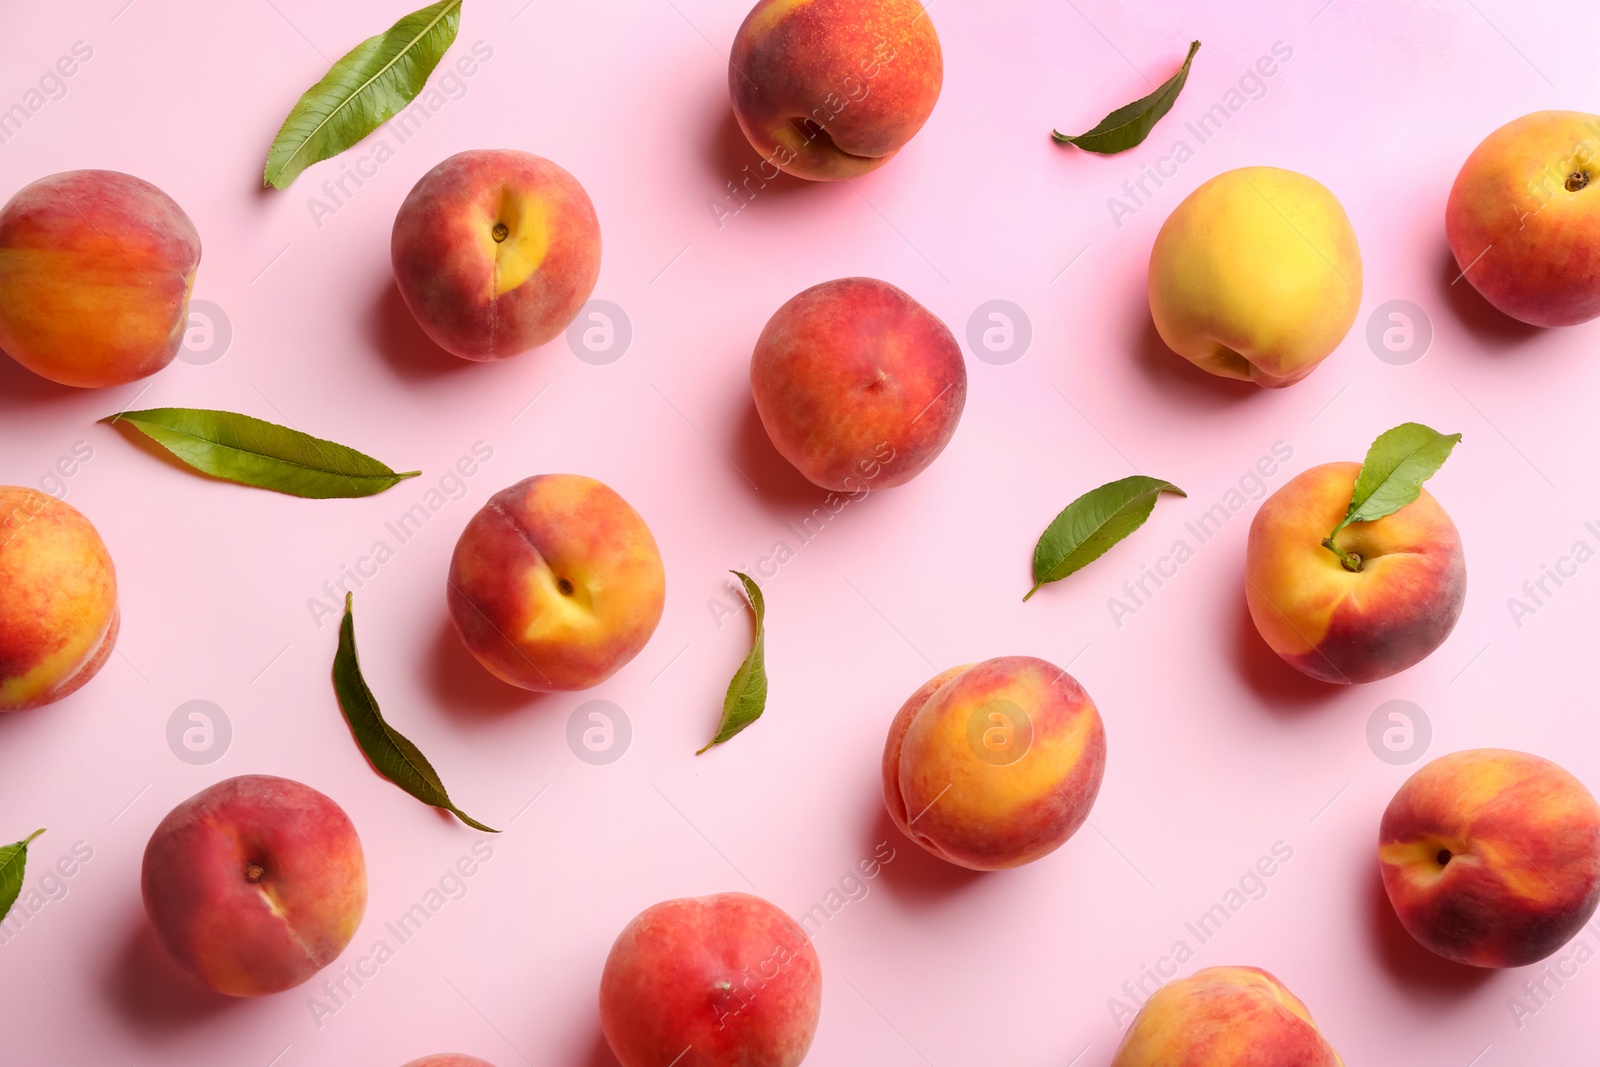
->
[0,169,200,388]
[882,656,1106,870]
[392,149,600,361]
[1380,749,1600,968]
[141,775,367,997]
[448,475,665,691]
[401,1057,498,1067]
[600,893,822,1067]
[1446,111,1600,326]
[1245,462,1465,684]
[1111,966,1344,1067]
[0,487,118,711]
[751,277,965,491]
[729,0,943,181]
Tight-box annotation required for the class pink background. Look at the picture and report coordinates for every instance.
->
[3,0,1599,1063]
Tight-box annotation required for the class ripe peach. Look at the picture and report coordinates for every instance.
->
[751,277,964,491]
[729,0,943,181]
[448,475,665,691]
[391,150,600,361]
[1111,966,1344,1067]
[0,169,200,388]
[1380,749,1600,968]
[600,893,822,1067]
[141,775,367,997]
[1148,166,1361,387]
[1447,111,1600,326]
[882,656,1106,870]
[1245,462,1465,684]
[0,487,118,711]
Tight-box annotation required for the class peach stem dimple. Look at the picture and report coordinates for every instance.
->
[556,577,575,596]
[244,862,266,884]
[491,221,509,243]
[1567,171,1591,193]
[1436,848,1452,866]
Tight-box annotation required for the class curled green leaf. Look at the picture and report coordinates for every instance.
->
[699,572,768,754]
[1027,476,1186,600]
[1053,40,1200,154]
[102,407,420,498]
[264,0,463,189]
[1324,423,1461,571]
[333,595,497,832]
[0,828,45,925]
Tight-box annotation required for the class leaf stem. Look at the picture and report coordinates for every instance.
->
[1321,535,1363,573]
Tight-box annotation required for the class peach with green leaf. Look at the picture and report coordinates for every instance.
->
[1246,424,1466,684]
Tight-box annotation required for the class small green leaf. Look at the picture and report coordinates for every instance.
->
[333,595,497,832]
[1053,40,1200,154]
[102,408,420,498]
[0,829,45,925]
[1334,423,1462,536]
[264,0,463,189]
[1027,476,1187,600]
[698,572,768,754]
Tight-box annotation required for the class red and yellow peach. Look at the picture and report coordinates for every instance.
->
[1380,748,1600,968]
[141,775,367,997]
[1447,111,1600,326]
[0,487,118,711]
[392,150,600,361]
[0,169,201,388]
[600,893,822,1067]
[751,277,965,491]
[729,0,943,181]
[448,474,666,692]
[1111,966,1344,1067]
[882,655,1106,870]
[1245,462,1466,684]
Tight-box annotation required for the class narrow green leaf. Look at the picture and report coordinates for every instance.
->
[1027,476,1187,600]
[698,572,768,754]
[0,829,45,925]
[333,595,497,832]
[1052,40,1200,154]
[1334,423,1462,536]
[263,0,463,189]
[102,408,420,498]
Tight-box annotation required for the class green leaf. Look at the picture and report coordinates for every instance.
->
[333,595,498,832]
[1334,423,1462,535]
[1053,40,1200,154]
[1026,476,1187,600]
[0,829,45,926]
[698,572,768,754]
[263,0,463,189]
[102,408,420,498]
